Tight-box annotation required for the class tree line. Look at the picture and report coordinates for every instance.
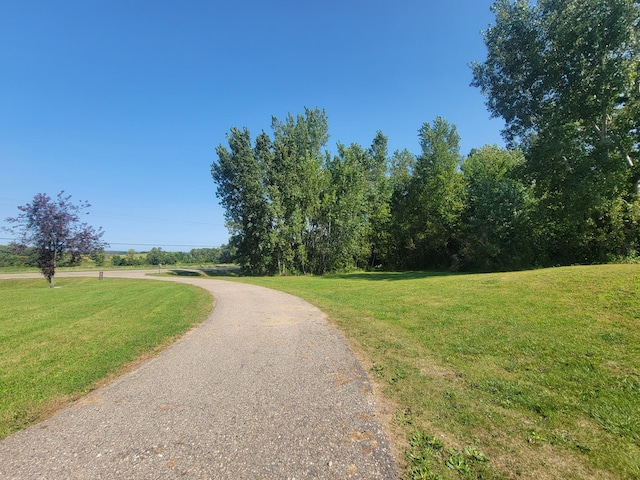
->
[111,246,232,266]
[0,245,233,268]
[211,0,639,275]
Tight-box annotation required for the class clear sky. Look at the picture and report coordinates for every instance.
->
[1,0,504,251]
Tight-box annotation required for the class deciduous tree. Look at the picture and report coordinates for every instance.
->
[212,127,273,275]
[268,108,330,274]
[365,131,392,268]
[316,143,371,273]
[460,145,534,270]
[399,117,465,268]
[472,0,640,263]
[4,192,107,287]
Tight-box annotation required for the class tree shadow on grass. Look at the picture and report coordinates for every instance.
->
[200,266,242,277]
[167,268,471,281]
[321,270,462,282]
[167,269,203,277]
[168,266,242,278]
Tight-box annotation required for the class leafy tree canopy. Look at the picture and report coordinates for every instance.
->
[4,192,107,286]
[472,0,640,263]
[472,0,639,154]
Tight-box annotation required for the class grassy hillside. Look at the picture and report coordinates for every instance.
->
[0,278,212,439]
[234,265,639,479]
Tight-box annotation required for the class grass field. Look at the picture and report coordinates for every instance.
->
[1,266,637,478]
[230,265,640,479]
[0,277,212,439]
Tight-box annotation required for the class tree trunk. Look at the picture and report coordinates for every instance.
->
[38,248,57,288]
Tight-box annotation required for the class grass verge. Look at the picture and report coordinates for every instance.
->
[0,277,212,440]
[231,265,639,480]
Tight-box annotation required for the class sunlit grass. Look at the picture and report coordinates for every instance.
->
[0,277,212,439]
[233,265,640,479]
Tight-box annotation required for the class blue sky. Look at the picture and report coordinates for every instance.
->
[1,0,504,251]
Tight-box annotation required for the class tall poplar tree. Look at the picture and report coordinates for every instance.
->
[212,128,273,275]
[316,143,371,273]
[268,108,330,274]
[402,117,465,268]
[365,132,392,268]
[387,149,416,269]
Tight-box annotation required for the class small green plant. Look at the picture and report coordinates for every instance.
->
[527,430,547,444]
[388,367,408,385]
[404,432,490,479]
[445,449,471,475]
[406,466,443,480]
[462,446,488,464]
[395,408,414,426]
[404,431,445,479]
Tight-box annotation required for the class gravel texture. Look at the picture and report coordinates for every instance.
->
[0,272,399,479]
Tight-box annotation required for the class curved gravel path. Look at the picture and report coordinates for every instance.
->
[0,271,398,479]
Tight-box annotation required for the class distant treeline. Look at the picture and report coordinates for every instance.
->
[0,245,233,268]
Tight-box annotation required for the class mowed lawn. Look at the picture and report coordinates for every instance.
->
[0,277,212,439]
[234,265,640,480]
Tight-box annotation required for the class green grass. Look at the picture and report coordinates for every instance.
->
[0,277,212,439]
[231,265,640,479]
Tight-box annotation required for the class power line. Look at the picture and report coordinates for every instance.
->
[1,203,224,227]
[0,238,224,249]
[108,242,222,248]
[91,213,223,227]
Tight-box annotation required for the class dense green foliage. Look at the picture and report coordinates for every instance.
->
[0,278,212,439]
[212,108,393,275]
[472,0,640,265]
[212,0,639,275]
[234,265,640,479]
[0,245,34,268]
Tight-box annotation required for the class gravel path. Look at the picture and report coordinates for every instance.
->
[0,271,398,479]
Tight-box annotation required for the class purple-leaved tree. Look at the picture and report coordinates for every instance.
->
[4,192,108,287]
